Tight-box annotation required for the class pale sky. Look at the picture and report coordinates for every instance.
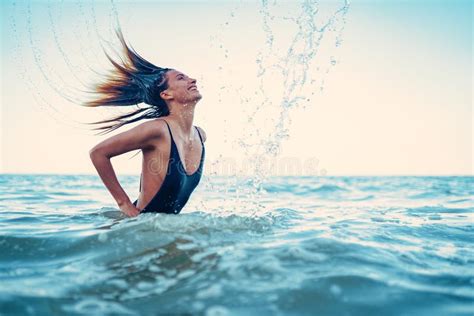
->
[1,0,472,176]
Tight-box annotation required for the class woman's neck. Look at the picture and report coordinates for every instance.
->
[167,106,196,137]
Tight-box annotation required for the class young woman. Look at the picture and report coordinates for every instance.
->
[87,29,206,217]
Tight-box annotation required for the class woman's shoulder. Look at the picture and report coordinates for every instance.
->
[135,118,169,138]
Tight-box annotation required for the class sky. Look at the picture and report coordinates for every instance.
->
[0,0,472,176]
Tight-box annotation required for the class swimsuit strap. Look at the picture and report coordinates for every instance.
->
[161,119,173,140]
[164,119,203,147]
[195,126,204,145]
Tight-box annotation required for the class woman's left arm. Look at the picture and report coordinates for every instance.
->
[89,121,163,214]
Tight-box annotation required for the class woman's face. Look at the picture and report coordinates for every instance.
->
[161,70,202,104]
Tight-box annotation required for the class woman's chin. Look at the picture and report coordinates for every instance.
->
[193,93,203,101]
[182,95,202,106]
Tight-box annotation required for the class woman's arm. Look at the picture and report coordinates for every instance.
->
[89,120,164,216]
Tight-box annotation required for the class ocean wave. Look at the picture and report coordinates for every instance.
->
[0,209,296,267]
[406,205,474,215]
[264,183,350,195]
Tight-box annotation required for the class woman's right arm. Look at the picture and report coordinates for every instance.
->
[89,120,164,216]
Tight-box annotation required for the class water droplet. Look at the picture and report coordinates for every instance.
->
[330,284,342,296]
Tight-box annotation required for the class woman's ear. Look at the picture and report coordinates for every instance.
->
[160,90,172,101]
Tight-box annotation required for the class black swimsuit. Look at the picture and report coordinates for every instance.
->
[132,120,205,214]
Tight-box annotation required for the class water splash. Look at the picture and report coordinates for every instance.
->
[7,1,89,130]
[46,1,89,88]
[249,0,350,179]
[205,0,350,216]
[25,2,84,105]
[7,0,128,131]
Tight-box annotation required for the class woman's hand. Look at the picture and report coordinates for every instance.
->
[119,201,141,217]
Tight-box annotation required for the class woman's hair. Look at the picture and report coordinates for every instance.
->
[84,28,173,135]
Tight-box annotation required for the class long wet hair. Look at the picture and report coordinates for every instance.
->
[84,28,173,135]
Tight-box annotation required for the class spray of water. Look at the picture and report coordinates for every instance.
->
[7,0,129,131]
[203,0,350,216]
[7,1,87,130]
[249,0,350,180]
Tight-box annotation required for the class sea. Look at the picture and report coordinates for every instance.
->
[0,174,472,316]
